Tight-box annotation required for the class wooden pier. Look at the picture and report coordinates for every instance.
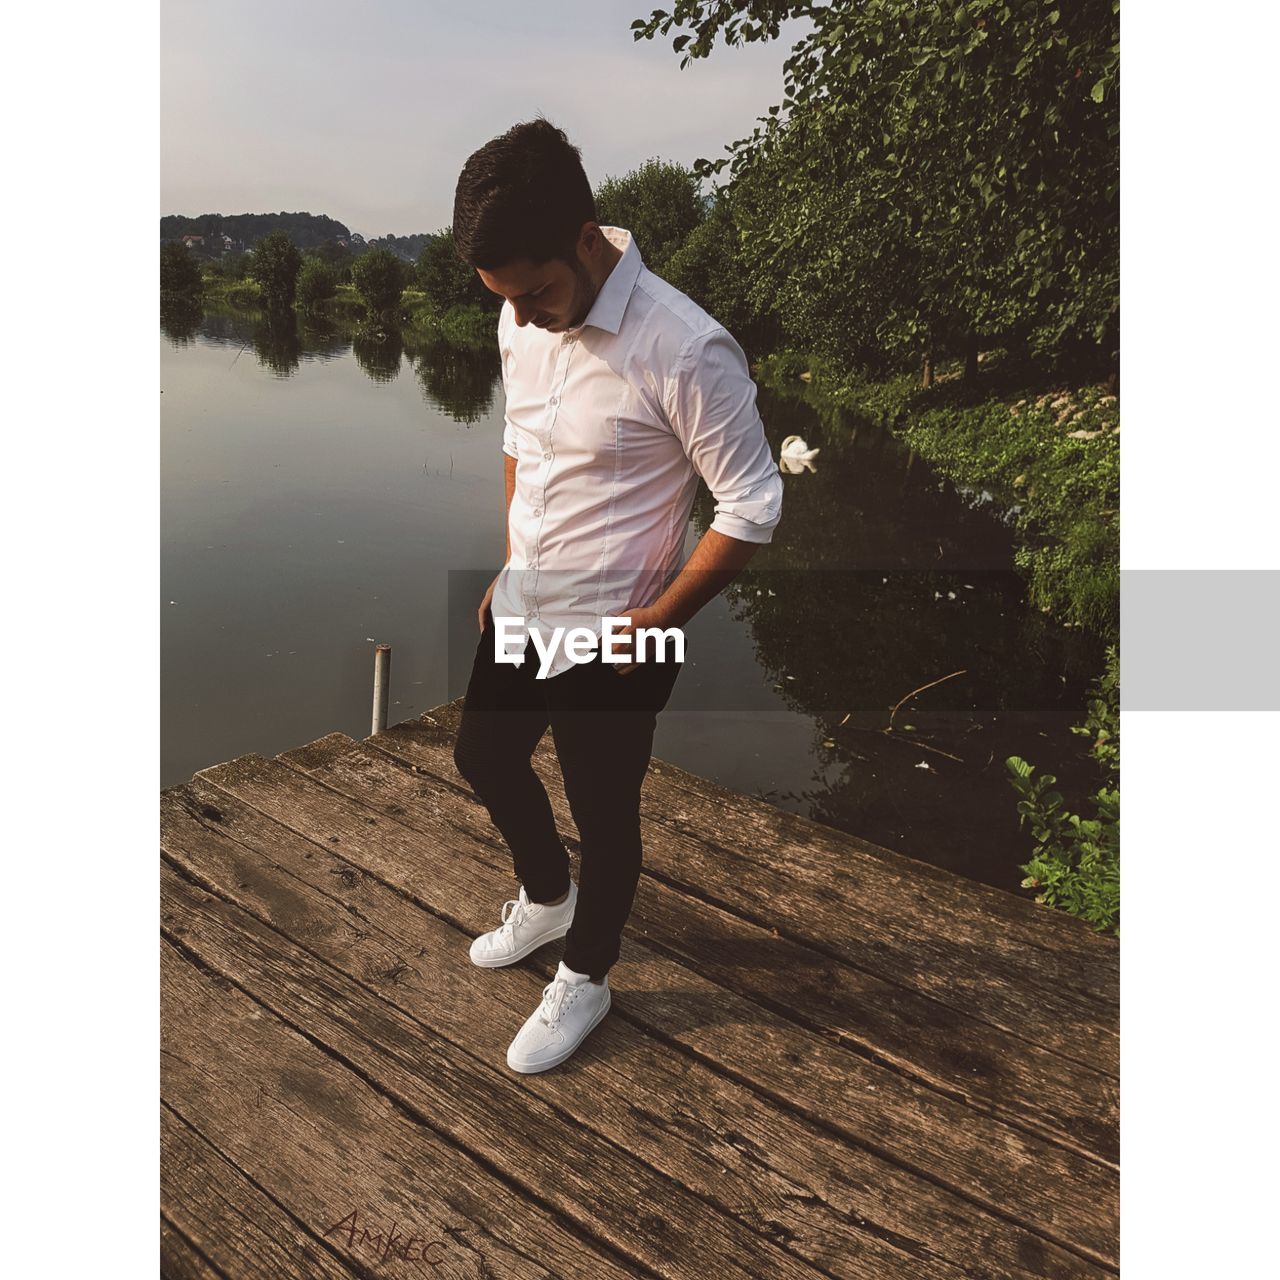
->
[161,698,1119,1280]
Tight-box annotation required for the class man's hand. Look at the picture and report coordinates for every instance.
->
[477,571,502,634]
[602,532,765,671]
[603,604,673,675]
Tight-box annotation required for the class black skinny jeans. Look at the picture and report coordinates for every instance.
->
[452,607,684,980]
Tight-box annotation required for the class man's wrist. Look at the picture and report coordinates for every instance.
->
[646,596,690,631]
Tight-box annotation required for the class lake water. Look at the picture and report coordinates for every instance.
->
[161,307,1102,891]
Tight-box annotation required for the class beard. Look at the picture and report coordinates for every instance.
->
[564,260,598,328]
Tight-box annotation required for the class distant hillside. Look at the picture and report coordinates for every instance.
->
[160,211,357,251]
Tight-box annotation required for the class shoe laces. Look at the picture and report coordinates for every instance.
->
[538,974,583,1026]
[498,888,533,940]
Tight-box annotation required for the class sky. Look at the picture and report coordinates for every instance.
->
[161,0,813,238]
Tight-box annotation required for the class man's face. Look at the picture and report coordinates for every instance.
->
[477,243,596,333]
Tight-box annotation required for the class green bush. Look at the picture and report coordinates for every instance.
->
[401,299,495,351]
[594,157,704,278]
[1007,646,1119,934]
[248,230,303,309]
[160,242,203,299]
[351,247,407,318]
[295,258,338,314]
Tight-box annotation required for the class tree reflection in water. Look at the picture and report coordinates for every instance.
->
[160,297,204,346]
[252,309,302,376]
[185,300,499,420]
[352,324,404,383]
[410,337,499,423]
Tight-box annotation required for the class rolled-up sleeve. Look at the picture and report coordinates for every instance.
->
[666,327,784,544]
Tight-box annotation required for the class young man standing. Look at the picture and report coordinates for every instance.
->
[450,117,783,1073]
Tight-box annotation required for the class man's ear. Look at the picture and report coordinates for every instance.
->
[576,221,602,259]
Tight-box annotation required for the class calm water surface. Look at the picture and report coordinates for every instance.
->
[161,308,1101,891]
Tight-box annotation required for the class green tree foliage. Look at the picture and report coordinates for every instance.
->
[1006,645,1118,933]
[160,242,204,299]
[308,241,357,282]
[416,229,495,312]
[295,258,338,314]
[594,157,706,278]
[352,247,408,317]
[631,0,1119,372]
[205,250,252,282]
[664,196,779,353]
[249,230,304,309]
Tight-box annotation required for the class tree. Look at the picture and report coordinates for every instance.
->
[207,249,252,282]
[631,0,1120,375]
[351,246,407,318]
[664,196,778,355]
[249,229,303,309]
[160,242,203,299]
[594,157,705,278]
[417,228,494,312]
[307,242,356,286]
[295,258,338,314]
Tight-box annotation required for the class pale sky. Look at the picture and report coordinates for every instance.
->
[161,0,812,237]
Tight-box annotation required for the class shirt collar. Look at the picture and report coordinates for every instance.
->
[574,226,642,335]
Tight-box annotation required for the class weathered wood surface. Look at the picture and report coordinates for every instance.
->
[161,697,1119,1279]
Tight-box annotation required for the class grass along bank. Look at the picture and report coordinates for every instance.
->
[755,348,1119,638]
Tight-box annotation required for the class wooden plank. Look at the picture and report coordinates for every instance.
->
[163,777,1111,1280]
[161,1214,223,1280]
[160,857,839,1280]
[161,931,641,1280]
[429,698,1114,966]
[162,1103,360,1279]
[364,721,1118,1164]
[416,702,1118,1077]
[188,751,1119,1270]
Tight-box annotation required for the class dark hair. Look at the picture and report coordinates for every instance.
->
[453,116,598,271]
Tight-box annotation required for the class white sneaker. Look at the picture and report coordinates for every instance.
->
[506,960,611,1074]
[468,881,577,968]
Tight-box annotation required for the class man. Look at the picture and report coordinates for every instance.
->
[450,117,783,1074]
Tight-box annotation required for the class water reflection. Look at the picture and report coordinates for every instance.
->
[249,310,302,376]
[352,324,404,383]
[159,297,203,345]
[161,301,499,416]
[297,315,351,362]
[679,394,1102,883]
[412,339,500,423]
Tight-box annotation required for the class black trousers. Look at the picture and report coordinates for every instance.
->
[452,608,684,980]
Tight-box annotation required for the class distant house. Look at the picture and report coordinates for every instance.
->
[349,232,366,246]
[335,237,349,248]
[219,233,235,251]
[181,234,204,248]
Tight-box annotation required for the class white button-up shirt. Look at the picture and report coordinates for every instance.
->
[491,224,784,678]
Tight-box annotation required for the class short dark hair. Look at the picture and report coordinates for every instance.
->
[453,116,598,271]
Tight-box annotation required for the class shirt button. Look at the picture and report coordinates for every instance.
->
[543,451,552,460]
[549,396,559,406]
[532,508,542,517]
